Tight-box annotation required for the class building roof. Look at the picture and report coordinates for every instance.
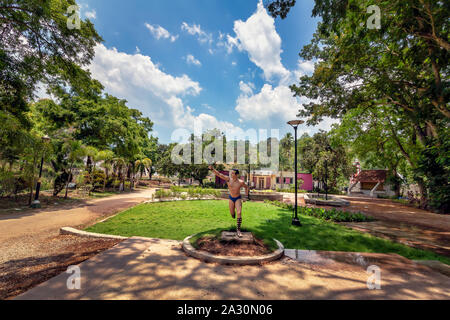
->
[354,170,387,183]
[252,170,274,176]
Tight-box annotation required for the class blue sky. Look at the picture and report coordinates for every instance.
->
[75,0,335,143]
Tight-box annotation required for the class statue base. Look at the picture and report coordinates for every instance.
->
[221,231,254,243]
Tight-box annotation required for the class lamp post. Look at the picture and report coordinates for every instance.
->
[324,145,331,201]
[31,135,51,208]
[287,120,304,227]
[324,158,328,201]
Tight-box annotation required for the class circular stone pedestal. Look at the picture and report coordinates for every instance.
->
[182,234,284,265]
[220,231,254,243]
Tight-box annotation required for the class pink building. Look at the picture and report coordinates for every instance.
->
[297,173,313,191]
[215,171,245,187]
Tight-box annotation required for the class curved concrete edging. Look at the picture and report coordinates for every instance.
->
[304,193,350,207]
[60,227,128,240]
[182,234,284,265]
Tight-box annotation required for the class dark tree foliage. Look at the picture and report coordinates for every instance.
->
[0,0,102,121]
[265,0,296,19]
[268,0,449,212]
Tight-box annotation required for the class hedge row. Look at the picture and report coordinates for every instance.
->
[264,200,374,222]
[154,187,221,199]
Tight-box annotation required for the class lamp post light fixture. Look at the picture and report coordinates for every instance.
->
[31,135,51,208]
[287,119,304,227]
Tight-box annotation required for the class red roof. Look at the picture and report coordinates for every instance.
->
[354,170,387,183]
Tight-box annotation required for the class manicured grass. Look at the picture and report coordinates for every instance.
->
[85,200,450,265]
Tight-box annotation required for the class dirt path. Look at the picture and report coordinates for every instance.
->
[283,193,450,256]
[16,237,450,300]
[0,188,155,300]
[0,188,154,269]
[0,188,155,244]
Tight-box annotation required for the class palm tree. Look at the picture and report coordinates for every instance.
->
[97,150,115,192]
[83,146,98,173]
[63,140,86,199]
[113,157,126,192]
[135,158,152,184]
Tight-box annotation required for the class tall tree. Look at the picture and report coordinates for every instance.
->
[63,139,86,198]
[269,0,449,211]
[0,0,102,125]
[299,131,353,191]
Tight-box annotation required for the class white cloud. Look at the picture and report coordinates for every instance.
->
[239,81,255,96]
[289,59,315,85]
[228,1,331,133]
[85,9,96,20]
[235,83,338,134]
[226,0,290,81]
[202,103,214,110]
[185,54,202,66]
[236,84,300,123]
[297,60,315,75]
[145,23,178,42]
[90,44,201,124]
[181,22,212,44]
[216,34,236,54]
[89,44,245,141]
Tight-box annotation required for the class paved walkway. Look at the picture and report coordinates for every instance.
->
[0,188,155,264]
[283,194,450,256]
[16,237,450,300]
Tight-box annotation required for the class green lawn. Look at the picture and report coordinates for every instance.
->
[85,200,450,264]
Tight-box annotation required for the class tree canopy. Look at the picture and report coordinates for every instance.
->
[268,0,449,211]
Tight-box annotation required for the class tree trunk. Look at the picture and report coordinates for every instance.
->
[28,184,33,206]
[280,171,284,190]
[416,178,428,209]
[130,163,135,191]
[64,163,74,199]
[86,156,92,173]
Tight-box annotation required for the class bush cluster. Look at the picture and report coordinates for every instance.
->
[275,186,308,193]
[264,200,373,222]
[154,187,221,199]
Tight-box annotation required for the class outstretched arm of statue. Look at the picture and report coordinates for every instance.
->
[209,165,229,182]
[242,181,250,200]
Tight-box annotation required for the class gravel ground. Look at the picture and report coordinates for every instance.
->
[0,188,155,300]
[197,237,271,256]
[0,234,121,300]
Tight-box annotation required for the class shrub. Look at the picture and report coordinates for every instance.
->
[264,200,373,222]
[92,170,106,191]
[0,170,22,197]
[264,199,293,210]
[153,176,172,184]
[155,189,172,199]
[276,186,308,193]
[170,186,183,198]
[202,181,217,188]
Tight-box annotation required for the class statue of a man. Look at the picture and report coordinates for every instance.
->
[209,165,250,237]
